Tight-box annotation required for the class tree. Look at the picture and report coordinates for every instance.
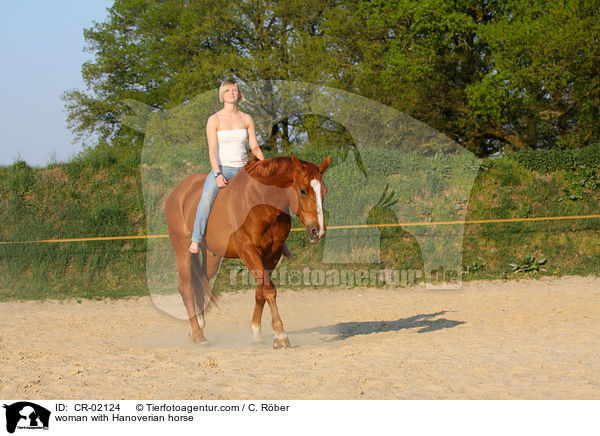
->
[467,0,600,152]
[63,0,243,145]
[320,0,497,155]
[64,0,600,157]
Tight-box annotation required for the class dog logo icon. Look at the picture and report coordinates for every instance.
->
[3,402,50,433]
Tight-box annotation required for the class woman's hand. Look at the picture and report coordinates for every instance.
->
[216,173,228,188]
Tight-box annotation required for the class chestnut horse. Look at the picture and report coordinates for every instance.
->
[165,154,330,348]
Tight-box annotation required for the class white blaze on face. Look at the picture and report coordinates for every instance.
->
[310,179,325,238]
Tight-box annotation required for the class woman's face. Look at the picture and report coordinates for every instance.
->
[222,85,239,103]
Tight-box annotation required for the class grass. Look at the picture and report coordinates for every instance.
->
[0,141,599,301]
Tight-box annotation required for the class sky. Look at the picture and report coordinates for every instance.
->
[0,1,113,167]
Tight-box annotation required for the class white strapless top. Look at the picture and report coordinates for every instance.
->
[217,129,248,168]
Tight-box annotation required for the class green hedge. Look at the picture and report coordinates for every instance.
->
[507,143,600,173]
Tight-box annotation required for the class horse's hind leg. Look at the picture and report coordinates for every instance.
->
[189,249,222,331]
[205,249,222,280]
[173,239,208,343]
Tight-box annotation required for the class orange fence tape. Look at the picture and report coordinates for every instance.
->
[1,214,599,245]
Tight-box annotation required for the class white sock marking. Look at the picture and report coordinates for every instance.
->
[250,324,263,342]
[310,179,324,238]
[197,313,206,330]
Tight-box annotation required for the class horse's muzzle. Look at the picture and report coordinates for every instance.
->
[306,224,325,242]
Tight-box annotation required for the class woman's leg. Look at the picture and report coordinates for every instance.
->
[190,170,219,251]
[189,166,242,254]
[220,165,240,181]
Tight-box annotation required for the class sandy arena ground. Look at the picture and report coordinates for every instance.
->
[1,275,599,399]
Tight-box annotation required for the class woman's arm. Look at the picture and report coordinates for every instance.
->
[207,115,227,187]
[246,114,264,160]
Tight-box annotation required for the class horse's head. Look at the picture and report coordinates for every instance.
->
[289,153,331,242]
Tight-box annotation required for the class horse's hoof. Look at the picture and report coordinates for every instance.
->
[252,340,266,346]
[273,337,291,349]
[190,332,209,345]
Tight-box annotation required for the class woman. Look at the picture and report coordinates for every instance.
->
[189,79,290,257]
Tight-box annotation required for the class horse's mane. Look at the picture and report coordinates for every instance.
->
[243,156,291,187]
[244,156,293,179]
[244,156,323,187]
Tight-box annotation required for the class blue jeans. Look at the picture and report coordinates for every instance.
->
[191,165,241,243]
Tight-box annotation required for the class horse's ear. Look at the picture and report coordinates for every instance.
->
[291,153,303,172]
[319,156,331,174]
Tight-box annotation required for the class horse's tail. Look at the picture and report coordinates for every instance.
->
[190,244,219,315]
[165,173,217,316]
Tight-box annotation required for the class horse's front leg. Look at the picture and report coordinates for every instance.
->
[250,289,266,345]
[261,252,290,349]
[263,282,291,349]
[241,245,289,348]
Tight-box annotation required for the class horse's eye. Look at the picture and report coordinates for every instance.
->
[300,189,307,196]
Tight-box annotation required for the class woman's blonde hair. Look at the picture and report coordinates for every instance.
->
[219,79,245,104]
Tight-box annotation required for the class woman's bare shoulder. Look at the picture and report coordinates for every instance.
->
[242,112,255,127]
[206,113,219,128]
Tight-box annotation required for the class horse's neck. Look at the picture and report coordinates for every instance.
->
[223,169,291,221]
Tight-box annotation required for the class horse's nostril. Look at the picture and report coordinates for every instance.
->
[306,225,320,241]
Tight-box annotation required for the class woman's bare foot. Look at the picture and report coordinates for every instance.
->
[282,243,291,258]
[189,241,199,254]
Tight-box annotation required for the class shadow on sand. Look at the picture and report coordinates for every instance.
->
[290,311,464,342]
